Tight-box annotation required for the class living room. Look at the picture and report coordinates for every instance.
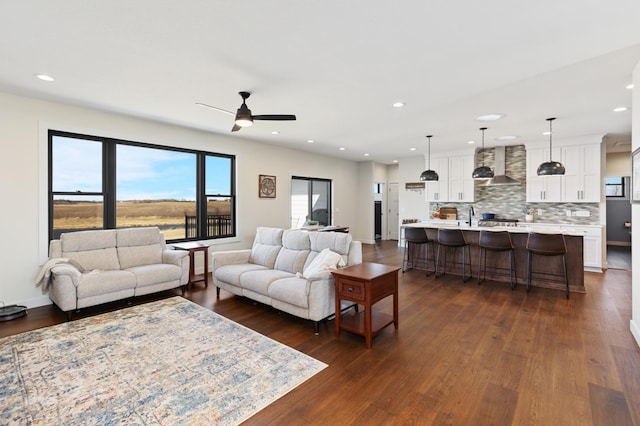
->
[2,1,640,424]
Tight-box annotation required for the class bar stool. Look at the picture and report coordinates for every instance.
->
[526,232,569,299]
[477,230,516,290]
[435,228,472,282]
[402,227,436,275]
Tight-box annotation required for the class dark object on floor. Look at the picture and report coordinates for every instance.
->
[0,304,27,321]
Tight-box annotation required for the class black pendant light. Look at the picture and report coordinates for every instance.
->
[537,117,565,176]
[472,127,494,179]
[420,135,439,181]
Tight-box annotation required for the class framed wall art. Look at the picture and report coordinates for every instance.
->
[633,148,640,203]
[259,174,276,198]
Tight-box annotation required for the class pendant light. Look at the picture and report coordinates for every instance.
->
[537,117,565,176]
[472,127,494,179]
[420,135,439,181]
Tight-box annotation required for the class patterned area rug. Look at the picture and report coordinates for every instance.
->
[0,297,327,425]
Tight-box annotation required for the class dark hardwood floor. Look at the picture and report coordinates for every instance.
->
[2,241,639,425]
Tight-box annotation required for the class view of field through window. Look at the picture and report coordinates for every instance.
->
[51,133,233,241]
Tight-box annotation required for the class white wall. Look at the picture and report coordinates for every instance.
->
[398,156,429,222]
[632,60,640,348]
[0,91,363,307]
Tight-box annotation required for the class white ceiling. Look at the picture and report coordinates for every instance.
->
[1,1,639,163]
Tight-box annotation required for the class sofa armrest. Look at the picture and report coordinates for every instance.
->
[162,249,189,266]
[50,264,82,287]
[212,249,252,269]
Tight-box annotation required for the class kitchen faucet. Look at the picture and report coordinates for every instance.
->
[468,206,475,227]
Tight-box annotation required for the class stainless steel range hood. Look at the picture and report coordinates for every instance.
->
[481,146,520,186]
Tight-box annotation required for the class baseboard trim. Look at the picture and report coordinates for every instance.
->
[607,241,632,247]
[631,319,640,349]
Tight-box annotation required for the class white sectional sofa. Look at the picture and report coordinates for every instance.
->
[44,227,189,318]
[212,227,363,333]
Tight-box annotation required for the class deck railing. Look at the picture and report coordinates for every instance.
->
[185,214,232,238]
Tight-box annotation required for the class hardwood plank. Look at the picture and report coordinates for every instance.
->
[589,383,634,426]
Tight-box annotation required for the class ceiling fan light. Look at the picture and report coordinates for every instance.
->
[420,169,439,181]
[235,117,253,127]
[472,166,494,180]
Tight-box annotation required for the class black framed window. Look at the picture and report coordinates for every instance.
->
[605,176,625,197]
[49,130,235,242]
[290,176,331,227]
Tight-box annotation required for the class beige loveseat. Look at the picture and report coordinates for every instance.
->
[44,227,189,318]
[212,227,362,333]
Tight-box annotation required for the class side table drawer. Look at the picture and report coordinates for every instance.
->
[337,278,365,302]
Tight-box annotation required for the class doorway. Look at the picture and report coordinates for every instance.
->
[605,176,631,270]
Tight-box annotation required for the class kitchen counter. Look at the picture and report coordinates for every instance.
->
[401,221,587,293]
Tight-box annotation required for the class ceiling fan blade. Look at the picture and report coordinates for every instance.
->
[252,114,297,121]
[231,124,242,132]
[195,102,235,116]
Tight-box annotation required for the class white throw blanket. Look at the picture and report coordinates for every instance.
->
[34,258,83,291]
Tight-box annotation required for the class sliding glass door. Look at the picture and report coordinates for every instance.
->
[290,177,331,228]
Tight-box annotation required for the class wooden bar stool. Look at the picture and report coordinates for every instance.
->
[402,227,436,275]
[435,228,472,282]
[526,232,569,299]
[477,230,516,289]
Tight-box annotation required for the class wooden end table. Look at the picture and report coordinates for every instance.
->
[173,242,210,289]
[332,262,400,348]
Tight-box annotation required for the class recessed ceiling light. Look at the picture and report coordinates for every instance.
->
[542,131,551,136]
[271,131,280,135]
[392,160,398,163]
[35,74,55,82]
[467,140,475,144]
[307,139,314,143]
[364,153,370,157]
[476,114,503,121]
[495,135,517,141]
[410,147,416,151]
[614,107,628,112]
[392,102,405,108]
[626,84,634,89]
[339,147,345,151]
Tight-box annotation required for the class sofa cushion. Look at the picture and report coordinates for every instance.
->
[60,230,121,271]
[215,263,268,286]
[77,270,137,298]
[126,264,183,287]
[249,227,283,268]
[302,248,345,278]
[116,228,163,269]
[273,229,311,274]
[240,269,295,295]
[268,277,309,308]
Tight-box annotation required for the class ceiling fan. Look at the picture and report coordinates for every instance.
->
[197,91,296,132]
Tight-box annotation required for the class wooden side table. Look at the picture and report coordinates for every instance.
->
[173,242,210,289]
[332,262,400,348]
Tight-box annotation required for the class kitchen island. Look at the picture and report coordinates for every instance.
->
[402,221,586,294]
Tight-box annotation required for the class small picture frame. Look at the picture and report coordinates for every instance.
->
[632,148,640,203]
[259,174,276,198]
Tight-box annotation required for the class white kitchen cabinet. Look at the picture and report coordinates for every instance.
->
[448,155,475,202]
[526,147,562,202]
[565,225,603,271]
[561,145,601,202]
[424,157,449,202]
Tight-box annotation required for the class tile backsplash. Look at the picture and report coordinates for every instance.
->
[428,144,600,225]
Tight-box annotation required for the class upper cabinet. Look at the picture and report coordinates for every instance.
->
[561,145,601,202]
[424,154,475,203]
[526,143,601,203]
[526,147,562,202]
[424,157,449,202]
[448,155,475,202]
